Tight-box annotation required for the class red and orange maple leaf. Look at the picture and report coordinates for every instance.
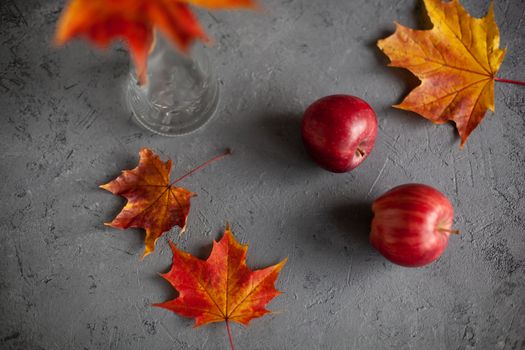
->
[55,0,256,84]
[378,0,507,146]
[155,225,287,347]
[101,148,229,258]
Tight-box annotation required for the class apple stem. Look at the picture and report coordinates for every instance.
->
[356,148,366,157]
[226,319,235,350]
[171,149,232,185]
[438,228,460,235]
[495,77,525,86]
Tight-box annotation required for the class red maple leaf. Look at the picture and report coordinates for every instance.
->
[155,225,287,349]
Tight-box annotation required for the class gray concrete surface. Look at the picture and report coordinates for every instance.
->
[1,0,524,349]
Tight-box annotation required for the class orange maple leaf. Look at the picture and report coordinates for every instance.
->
[378,0,506,146]
[154,225,287,348]
[55,0,256,84]
[100,148,230,258]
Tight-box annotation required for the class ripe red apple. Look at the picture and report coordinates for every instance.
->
[370,184,458,267]
[301,95,378,173]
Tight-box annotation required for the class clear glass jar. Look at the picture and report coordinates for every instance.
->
[126,35,219,136]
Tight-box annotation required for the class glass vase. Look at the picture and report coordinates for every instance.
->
[125,36,219,136]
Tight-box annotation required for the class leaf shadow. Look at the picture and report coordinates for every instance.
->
[144,271,179,302]
[98,152,148,255]
[416,0,433,30]
[364,0,424,108]
[365,29,421,114]
[364,1,462,145]
[195,241,215,261]
[98,153,138,225]
[143,240,215,304]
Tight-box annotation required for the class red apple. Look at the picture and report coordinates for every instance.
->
[301,95,378,173]
[370,184,458,267]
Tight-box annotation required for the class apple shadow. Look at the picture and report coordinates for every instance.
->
[328,200,386,275]
[294,200,384,282]
[330,201,375,252]
[253,111,319,172]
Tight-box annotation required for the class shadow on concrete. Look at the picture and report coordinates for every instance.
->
[362,1,461,145]
[330,201,374,250]
[254,111,315,171]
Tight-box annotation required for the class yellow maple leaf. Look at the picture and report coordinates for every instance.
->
[378,0,506,146]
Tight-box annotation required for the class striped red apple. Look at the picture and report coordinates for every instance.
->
[370,184,458,267]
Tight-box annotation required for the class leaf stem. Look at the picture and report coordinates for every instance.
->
[226,319,235,350]
[171,149,232,185]
[495,77,525,86]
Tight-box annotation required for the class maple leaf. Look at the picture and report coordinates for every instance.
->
[101,148,230,258]
[154,225,287,349]
[55,0,256,85]
[378,0,507,146]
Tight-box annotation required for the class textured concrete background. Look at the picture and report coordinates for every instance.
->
[1,0,524,349]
